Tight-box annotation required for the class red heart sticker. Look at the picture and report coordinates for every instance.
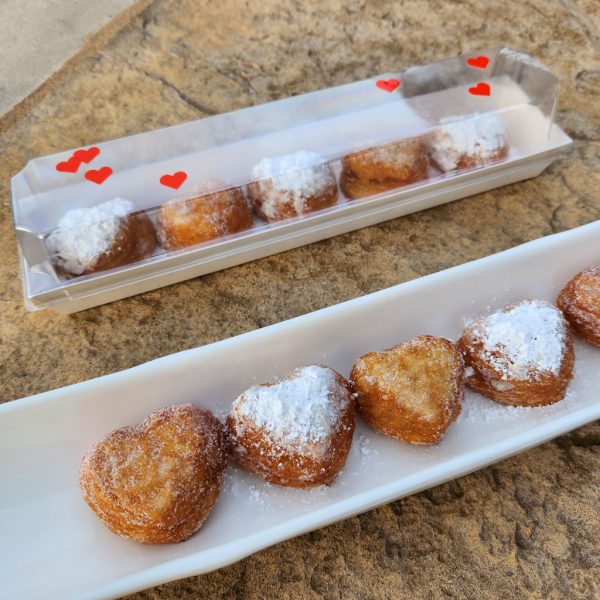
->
[85,166,113,185]
[376,78,400,93]
[56,156,81,173]
[466,56,490,69]
[73,146,100,164]
[468,82,491,96]
[160,171,188,189]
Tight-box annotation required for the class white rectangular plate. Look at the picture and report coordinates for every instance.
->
[2,221,600,600]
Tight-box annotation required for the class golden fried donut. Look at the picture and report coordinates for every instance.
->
[350,336,464,445]
[339,169,410,200]
[46,197,156,277]
[157,181,252,250]
[457,299,574,407]
[80,404,227,544]
[247,151,338,222]
[227,365,355,488]
[340,137,429,200]
[557,265,600,346]
[429,113,509,172]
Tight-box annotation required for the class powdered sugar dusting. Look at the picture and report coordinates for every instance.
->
[47,197,133,275]
[162,194,227,232]
[430,113,508,172]
[80,404,227,543]
[251,151,330,194]
[250,151,335,219]
[461,388,577,424]
[469,299,568,380]
[231,365,349,457]
[228,476,270,506]
[358,433,378,458]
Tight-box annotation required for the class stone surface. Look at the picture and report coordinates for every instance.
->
[0,0,153,124]
[1,0,600,598]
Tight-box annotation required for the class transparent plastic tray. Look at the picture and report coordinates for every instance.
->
[1,221,599,600]
[11,47,572,313]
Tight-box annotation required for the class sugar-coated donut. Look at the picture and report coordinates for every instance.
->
[457,299,574,407]
[557,265,600,346]
[247,151,338,222]
[157,181,252,250]
[339,169,409,200]
[429,113,509,172]
[46,197,156,277]
[227,364,355,488]
[351,336,464,445]
[80,404,228,544]
[339,137,429,199]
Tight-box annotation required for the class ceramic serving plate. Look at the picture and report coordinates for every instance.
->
[2,221,599,600]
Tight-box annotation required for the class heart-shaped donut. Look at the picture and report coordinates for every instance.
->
[227,365,355,488]
[351,336,464,445]
[80,404,227,544]
[557,265,600,346]
[458,299,574,406]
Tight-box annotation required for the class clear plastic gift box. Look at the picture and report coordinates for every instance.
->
[11,47,572,313]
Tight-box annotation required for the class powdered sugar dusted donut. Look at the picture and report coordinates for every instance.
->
[80,404,228,544]
[557,265,600,346]
[227,364,355,487]
[46,197,156,277]
[457,299,574,406]
[340,137,429,199]
[430,113,509,172]
[247,151,338,222]
[157,180,252,250]
[351,336,464,445]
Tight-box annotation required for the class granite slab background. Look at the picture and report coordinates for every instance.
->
[1,0,600,598]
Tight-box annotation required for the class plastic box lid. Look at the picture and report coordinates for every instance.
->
[11,47,570,312]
